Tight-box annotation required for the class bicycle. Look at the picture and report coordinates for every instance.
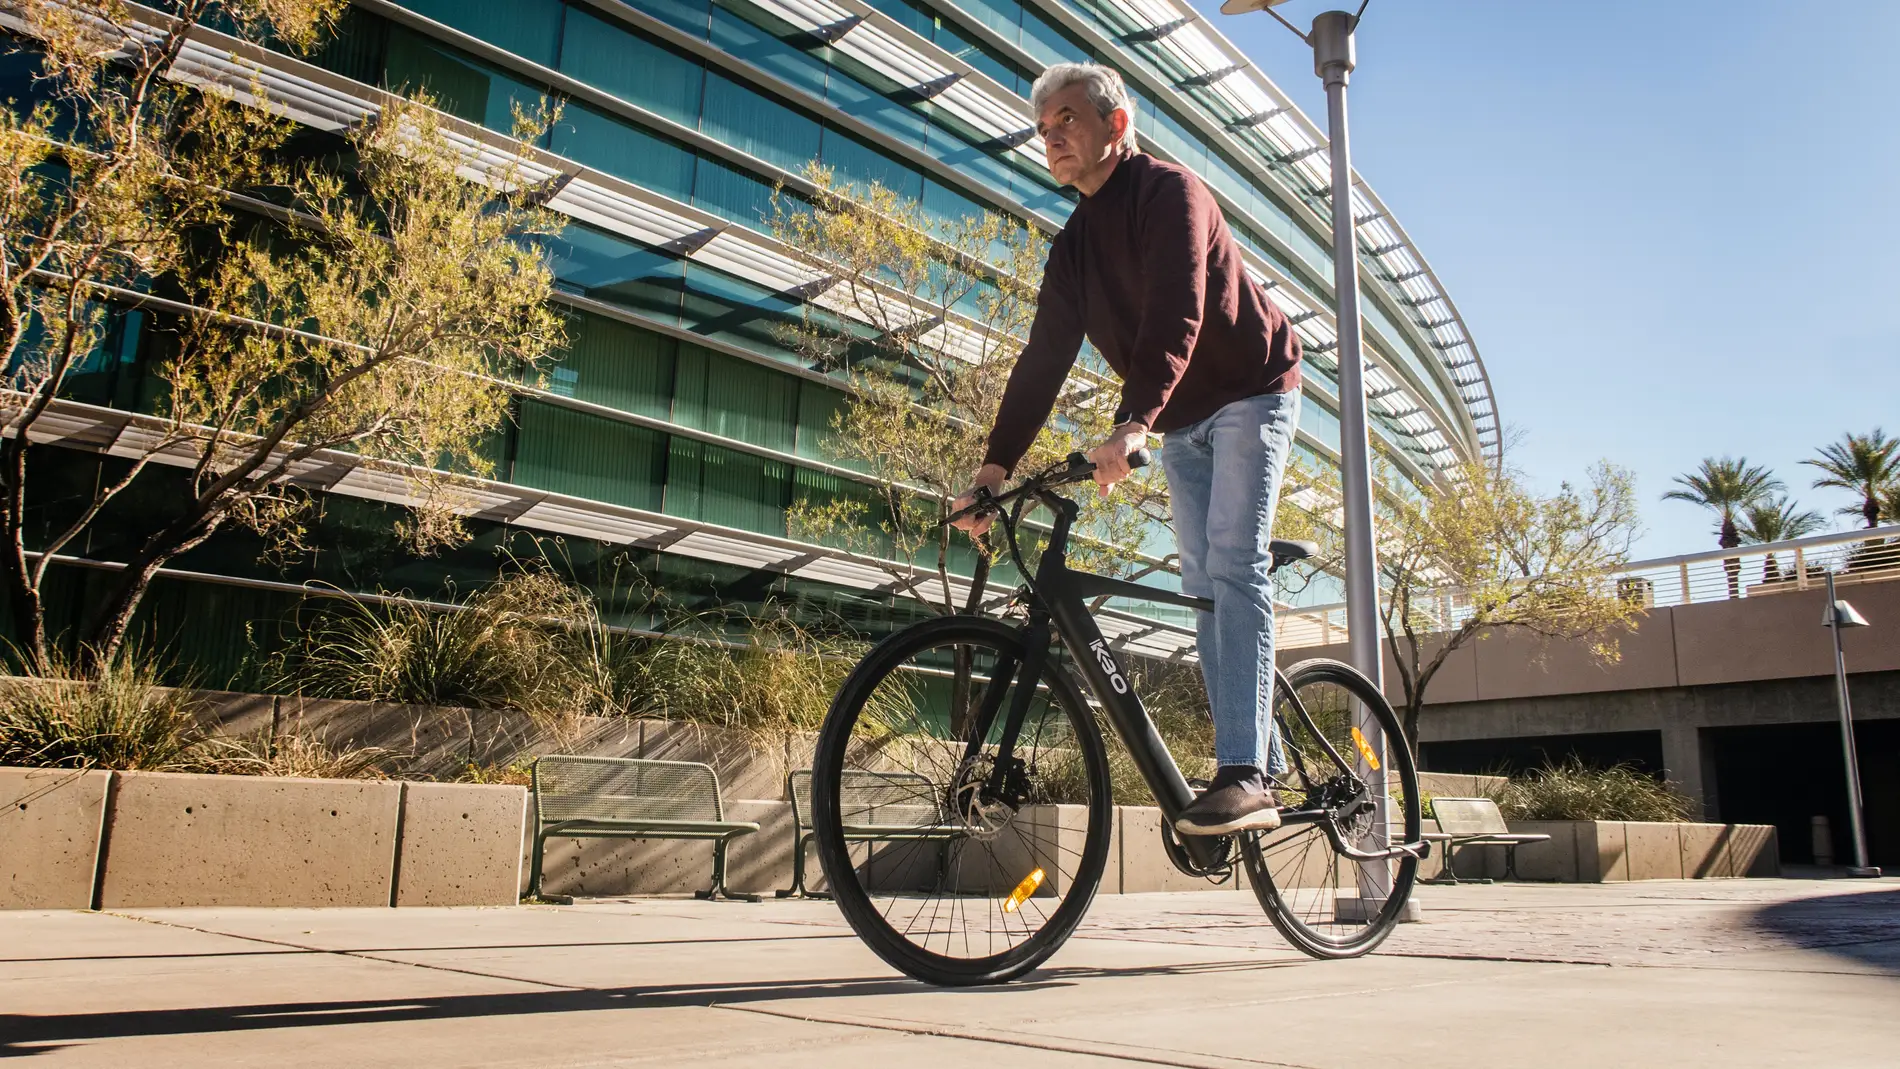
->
[810,449,1429,986]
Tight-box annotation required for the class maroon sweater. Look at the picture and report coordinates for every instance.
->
[982,152,1302,473]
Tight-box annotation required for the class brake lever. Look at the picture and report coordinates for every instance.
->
[940,485,998,530]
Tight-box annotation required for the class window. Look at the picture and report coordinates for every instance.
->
[822,127,923,201]
[512,400,668,511]
[672,343,799,454]
[701,71,821,174]
[549,104,696,202]
[382,25,548,137]
[823,67,929,144]
[682,262,803,356]
[558,8,704,126]
[546,313,678,420]
[692,154,776,226]
[396,0,564,69]
[710,3,828,100]
[543,223,687,325]
[665,438,791,535]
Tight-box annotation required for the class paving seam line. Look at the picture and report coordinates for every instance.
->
[718,1001,1323,1069]
[106,912,590,992]
[1076,931,1620,968]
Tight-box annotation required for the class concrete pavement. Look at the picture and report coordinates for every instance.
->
[3,878,1896,1067]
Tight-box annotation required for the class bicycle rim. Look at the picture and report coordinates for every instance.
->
[1243,657,1422,958]
[812,615,1112,986]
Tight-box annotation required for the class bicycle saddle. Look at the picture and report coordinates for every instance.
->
[1269,539,1317,565]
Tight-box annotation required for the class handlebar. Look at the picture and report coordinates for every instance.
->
[942,447,1153,530]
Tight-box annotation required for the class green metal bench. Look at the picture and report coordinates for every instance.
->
[776,768,971,899]
[529,755,760,902]
[1421,797,1551,884]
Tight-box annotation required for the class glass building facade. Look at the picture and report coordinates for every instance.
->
[6,0,1498,680]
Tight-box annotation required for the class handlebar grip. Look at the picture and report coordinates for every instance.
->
[1128,446,1153,470]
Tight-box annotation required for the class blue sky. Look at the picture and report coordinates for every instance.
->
[1191,0,1900,558]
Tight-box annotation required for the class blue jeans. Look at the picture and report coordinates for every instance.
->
[1160,391,1300,775]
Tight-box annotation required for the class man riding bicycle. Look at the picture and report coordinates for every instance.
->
[952,62,1304,838]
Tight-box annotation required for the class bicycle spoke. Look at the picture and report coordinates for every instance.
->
[813,620,1112,982]
[1244,659,1421,959]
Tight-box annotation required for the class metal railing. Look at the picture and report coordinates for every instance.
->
[1272,524,1900,653]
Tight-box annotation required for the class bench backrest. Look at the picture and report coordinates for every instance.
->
[533,756,725,825]
[1431,797,1512,837]
[786,769,946,830]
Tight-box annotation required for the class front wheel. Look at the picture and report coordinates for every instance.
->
[1242,657,1422,959]
[812,615,1113,986]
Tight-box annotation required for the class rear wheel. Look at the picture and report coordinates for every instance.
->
[1242,657,1422,958]
[812,615,1112,986]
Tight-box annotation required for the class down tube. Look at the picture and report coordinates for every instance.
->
[1043,591,1228,870]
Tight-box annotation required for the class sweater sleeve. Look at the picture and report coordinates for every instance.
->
[982,235,1084,474]
[1115,170,1210,430]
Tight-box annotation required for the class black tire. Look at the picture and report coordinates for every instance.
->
[812,615,1113,986]
[1241,657,1422,959]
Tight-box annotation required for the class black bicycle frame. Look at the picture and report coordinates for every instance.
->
[955,472,1426,872]
[1014,491,1230,868]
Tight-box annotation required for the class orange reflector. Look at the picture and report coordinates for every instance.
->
[1351,726,1381,771]
[1002,868,1045,913]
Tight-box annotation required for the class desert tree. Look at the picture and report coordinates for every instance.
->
[0,0,564,672]
[767,165,1168,618]
[1378,457,1642,749]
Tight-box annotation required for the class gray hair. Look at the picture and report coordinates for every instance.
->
[1029,63,1138,154]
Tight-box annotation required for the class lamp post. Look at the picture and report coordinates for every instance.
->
[1822,571,1879,877]
[1219,0,1391,901]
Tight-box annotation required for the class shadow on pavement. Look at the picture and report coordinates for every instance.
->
[0,956,1297,1055]
[1750,887,1900,975]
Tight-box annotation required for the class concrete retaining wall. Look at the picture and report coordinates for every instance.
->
[1,767,111,909]
[1434,818,1779,882]
[1,767,526,909]
[5,760,1781,908]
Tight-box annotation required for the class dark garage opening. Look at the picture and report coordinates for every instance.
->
[1708,720,1900,868]
[1420,730,1665,779]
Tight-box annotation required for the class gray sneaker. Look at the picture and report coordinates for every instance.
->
[1174,765,1282,836]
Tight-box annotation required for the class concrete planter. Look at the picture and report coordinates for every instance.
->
[1,766,526,909]
[1460,819,1780,882]
[1,767,111,909]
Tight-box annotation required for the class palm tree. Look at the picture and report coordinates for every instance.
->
[1803,429,1900,529]
[1663,457,1783,598]
[1738,496,1824,584]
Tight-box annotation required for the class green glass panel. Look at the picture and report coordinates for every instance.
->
[307,6,390,85]
[700,71,820,174]
[559,8,704,125]
[794,382,859,469]
[545,314,676,420]
[672,343,798,454]
[382,26,547,134]
[549,104,697,203]
[511,399,666,511]
[820,127,922,201]
[664,438,790,535]
[680,262,800,355]
[543,222,686,324]
[710,3,828,100]
[395,0,563,68]
[691,155,775,227]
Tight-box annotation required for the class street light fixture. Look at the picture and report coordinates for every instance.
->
[1220,0,1391,904]
[1821,571,1879,877]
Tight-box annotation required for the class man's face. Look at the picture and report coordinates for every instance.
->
[1037,82,1125,188]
